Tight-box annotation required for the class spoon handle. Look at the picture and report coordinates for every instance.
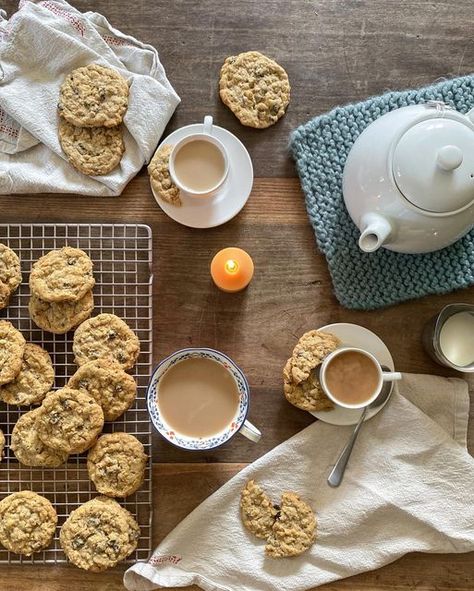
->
[327,407,367,488]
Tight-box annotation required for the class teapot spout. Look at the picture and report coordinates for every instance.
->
[358,213,393,253]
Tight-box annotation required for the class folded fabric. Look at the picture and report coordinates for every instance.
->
[290,75,474,309]
[125,373,474,591]
[0,0,180,196]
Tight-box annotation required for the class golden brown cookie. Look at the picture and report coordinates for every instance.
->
[0,320,26,385]
[265,492,316,558]
[289,330,341,385]
[147,144,181,206]
[0,343,54,406]
[68,358,137,421]
[91,497,140,557]
[73,314,140,370]
[0,280,10,311]
[0,429,4,461]
[58,64,129,128]
[29,290,94,334]
[219,51,290,128]
[0,243,22,294]
[36,387,104,454]
[0,491,57,556]
[87,433,146,498]
[60,497,131,571]
[283,358,333,412]
[30,247,95,303]
[10,408,69,467]
[240,480,278,540]
[59,119,124,176]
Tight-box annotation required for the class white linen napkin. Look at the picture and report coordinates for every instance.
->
[0,0,180,196]
[124,373,474,591]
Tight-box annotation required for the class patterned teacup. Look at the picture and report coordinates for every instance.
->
[147,348,261,450]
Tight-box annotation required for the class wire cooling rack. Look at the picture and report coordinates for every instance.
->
[0,223,153,565]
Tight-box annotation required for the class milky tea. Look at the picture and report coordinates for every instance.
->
[173,139,226,193]
[156,357,240,438]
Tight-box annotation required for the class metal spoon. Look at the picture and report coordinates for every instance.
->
[327,366,393,488]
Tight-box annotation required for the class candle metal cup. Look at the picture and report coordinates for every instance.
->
[210,247,254,292]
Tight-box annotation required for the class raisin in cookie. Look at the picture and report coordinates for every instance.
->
[0,243,22,294]
[288,330,340,385]
[59,120,124,176]
[147,144,181,206]
[11,408,69,467]
[283,359,333,412]
[58,64,129,128]
[91,496,140,557]
[0,491,57,556]
[68,358,137,421]
[87,433,146,497]
[29,290,94,334]
[36,388,104,454]
[60,497,131,571]
[0,320,26,385]
[240,480,278,540]
[30,247,95,303]
[219,51,290,128]
[265,492,316,558]
[0,343,54,406]
[73,314,140,370]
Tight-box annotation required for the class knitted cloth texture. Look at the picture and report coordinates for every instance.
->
[290,75,474,310]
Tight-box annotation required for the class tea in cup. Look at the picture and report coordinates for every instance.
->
[169,116,229,198]
[319,347,402,409]
[147,348,261,450]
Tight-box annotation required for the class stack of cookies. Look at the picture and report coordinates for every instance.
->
[283,330,341,411]
[28,247,95,334]
[240,480,316,558]
[0,243,22,311]
[58,64,129,176]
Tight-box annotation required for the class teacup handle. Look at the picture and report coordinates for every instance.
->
[382,371,402,382]
[239,419,261,443]
[203,115,213,136]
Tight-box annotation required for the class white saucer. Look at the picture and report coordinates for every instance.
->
[310,323,395,426]
[151,124,253,228]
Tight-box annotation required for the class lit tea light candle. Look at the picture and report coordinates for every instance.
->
[210,247,254,292]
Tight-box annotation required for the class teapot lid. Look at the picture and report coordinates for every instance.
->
[392,117,474,213]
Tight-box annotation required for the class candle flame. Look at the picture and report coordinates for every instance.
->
[224,259,239,274]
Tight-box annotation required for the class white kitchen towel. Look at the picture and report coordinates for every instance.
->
[124,373,474,591]
[0,0,180,196]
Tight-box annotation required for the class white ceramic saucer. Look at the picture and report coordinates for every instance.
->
[150,123,253,228]
[310,323,395,426]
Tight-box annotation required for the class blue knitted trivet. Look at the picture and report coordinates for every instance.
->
[290,75,474,310]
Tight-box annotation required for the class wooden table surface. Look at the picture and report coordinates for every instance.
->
[1,1,474,589]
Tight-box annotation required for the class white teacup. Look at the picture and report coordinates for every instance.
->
[169,116,229,199]
[319,347,402,409]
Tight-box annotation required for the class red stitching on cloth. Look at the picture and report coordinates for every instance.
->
[102,34,129,47]
[0,109,19,138]
[40,1,85,36]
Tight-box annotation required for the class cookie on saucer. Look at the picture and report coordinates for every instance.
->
[219,51,290,128]
[283,358,333,412]
[0,491,57,556]
[148,143,181,206]
[288,330,341,385]
[58,64,129,128]
[0,343,54,406]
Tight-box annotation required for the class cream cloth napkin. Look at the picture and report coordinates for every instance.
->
[124,373,474,591]
[0,0,180,196]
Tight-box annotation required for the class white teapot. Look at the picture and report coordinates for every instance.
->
[342,101,474,253]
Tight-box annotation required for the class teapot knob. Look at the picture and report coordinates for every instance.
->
[437,145,463,171]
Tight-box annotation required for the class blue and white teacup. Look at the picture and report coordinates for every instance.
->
[147,348,261,450]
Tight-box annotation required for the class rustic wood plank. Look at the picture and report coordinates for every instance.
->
[1,464,473,590]
[4,0,474,177]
